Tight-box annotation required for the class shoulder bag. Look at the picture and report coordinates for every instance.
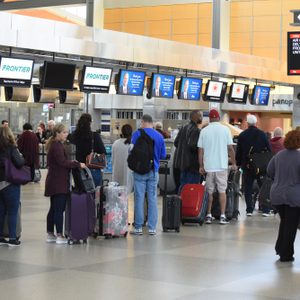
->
[86,132,106,169]
[4,158,31,185]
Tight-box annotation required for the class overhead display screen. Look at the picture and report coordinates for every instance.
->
[228,83,249,104]
[288,32,300,75]
[150,73,176,99]
[117,69,146,96]
[80,66,112,93]
[178,77,202,101]
[203,80,227,102]
[40,61,76,91]
[251,85,270,106]
[0,57,34,87]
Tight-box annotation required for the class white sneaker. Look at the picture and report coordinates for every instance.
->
[46,234,57,243]
[56,236,68,244]
[262,212,272,217]
[246,213,253,217]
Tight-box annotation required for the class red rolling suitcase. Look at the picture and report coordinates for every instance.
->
[180,184,208,225]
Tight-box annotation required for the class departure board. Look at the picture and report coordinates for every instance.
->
[288,32,300,75]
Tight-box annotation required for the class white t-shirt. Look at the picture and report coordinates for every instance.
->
[197,122,233,172]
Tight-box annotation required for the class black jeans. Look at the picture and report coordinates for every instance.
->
[274,204,300,260]
[47,194,67,235]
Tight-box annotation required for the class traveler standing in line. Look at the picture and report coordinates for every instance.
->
[270,127,285,154]
[69,113,106,187]
[1,120,9,128]
[174,110,202,191]
[267,130,300,262]
[17,123,39,181]
[0,126,24,246]
[236,114,271,216]
[112,124,133,193]
[198,109,237,225]
[155,122,170,139]
[130,115,166,235]
[44,120,56,140]
[45,124,85,244]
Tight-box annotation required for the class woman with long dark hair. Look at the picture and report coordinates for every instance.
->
[69,113,106,187]
[112,124,133,192]
[0,126,24,246]
[45,124,84,244]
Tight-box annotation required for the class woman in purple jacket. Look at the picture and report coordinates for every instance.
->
[45,124,84,244]
[267,130,300,262]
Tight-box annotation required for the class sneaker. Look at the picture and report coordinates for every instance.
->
[220,217,229,225]
[262,212,272,217]
[148,229,156,236]
[205,216,213,224]
[46,234,57,243]
[8,239,21,247]
[130,228,143,235]
[246,213,253,217]
[0,238,8,246]
[56,236,68,244]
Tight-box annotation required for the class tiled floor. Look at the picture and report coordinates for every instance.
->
[1,172,300,300]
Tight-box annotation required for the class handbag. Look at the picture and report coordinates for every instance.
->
[33,169,42,182]
[247,150,273,176]
[258,176,273,209]
[4,158,31,185]
[86,133,106,169]
[72,167,95,193]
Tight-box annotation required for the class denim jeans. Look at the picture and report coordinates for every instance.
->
[134,171,159,230]
[47,194,67,235]
[90,169,102,187]
[0,184,20,240]
[179,170,201,193]
[243,171,269,214]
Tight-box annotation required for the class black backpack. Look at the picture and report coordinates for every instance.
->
[127,129,154,175]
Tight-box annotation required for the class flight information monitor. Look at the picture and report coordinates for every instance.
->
[117,69,146,96]
[150,73,176,99]
[228,83,249,104]
[288,31,300,75]
[203,80,227,102]
[178,77,202,101]
[251,85,270,106]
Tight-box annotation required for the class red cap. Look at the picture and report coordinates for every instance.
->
[209,109,220,119]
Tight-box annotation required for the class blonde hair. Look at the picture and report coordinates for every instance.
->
[0,126,16,148]
[45,123,67,151]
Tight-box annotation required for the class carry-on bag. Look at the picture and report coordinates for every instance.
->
[98,182,128,238]
[180,183,208,225]
[161,161,181,232]
[65,192,95,244]
[72,167,95,193]
[3,202,21,240]
[211,170,240,220]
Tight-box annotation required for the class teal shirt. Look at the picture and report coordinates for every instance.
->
[197,122,233,171]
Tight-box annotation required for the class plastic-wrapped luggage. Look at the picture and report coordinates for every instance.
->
[180,183,208,225]
[99,182,128,238]
[65,192,96,244]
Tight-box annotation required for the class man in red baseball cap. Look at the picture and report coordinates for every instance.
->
[198,109,237,224]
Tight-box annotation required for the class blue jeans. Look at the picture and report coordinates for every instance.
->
[0,184,20,240]
[244,171,270,214]
[179,170,201,194]
[47,194,67,235]
[134,171,159,230]
[90,169,102,187]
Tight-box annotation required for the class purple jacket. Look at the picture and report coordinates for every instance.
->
[270,137,284,154]
[45,141,80,197]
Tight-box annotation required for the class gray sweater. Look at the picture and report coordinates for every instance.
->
[267,149,300,207]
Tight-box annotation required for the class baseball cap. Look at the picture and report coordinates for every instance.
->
[209,109,220,119]
[246,114,257,125]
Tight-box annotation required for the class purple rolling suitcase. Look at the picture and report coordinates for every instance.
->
[65,192,95,244]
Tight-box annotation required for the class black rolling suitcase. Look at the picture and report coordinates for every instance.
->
[161,161,181,232]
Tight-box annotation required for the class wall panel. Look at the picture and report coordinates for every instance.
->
[230,17,252,33]
[146,5,172,21]
[172,34,197,45]
[173,19,197,35]
[148,20,171,35]
[172,4,198,19]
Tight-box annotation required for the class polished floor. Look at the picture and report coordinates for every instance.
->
[1,172,300,300]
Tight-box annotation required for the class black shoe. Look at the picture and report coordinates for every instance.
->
[0,238,8,246]
[8,239,21,247]
[280,256,294,262]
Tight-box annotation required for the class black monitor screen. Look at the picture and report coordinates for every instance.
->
[228,83,249,104]
[178,77,202,101]
[288,31,300,75]
[40,61,76,90]
[251,85,270,106]
[0,56,34,87]
[117,69,146,96]
[80,65,112,93]
[204,80,227,102]
[150,73,176,99]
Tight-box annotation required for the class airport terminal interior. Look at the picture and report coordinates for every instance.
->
[0,0,300,299]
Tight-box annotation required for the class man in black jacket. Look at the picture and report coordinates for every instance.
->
[174,110,202,191]
[236,114,271,216]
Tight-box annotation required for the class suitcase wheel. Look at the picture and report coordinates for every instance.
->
[104,234,112,239]
[199,221,204,226]
[68,239,74,245]
[163,228,167,232]
[83,239,87,244]
[181,221,185,226]
[176,228,180,233]
[123,232,128,237]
